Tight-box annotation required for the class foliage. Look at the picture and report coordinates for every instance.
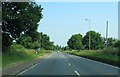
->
[107,38,116,47]
[17,33,41,49]
[54,45,62,50]
[2,2,43,51]
[41,33,54,50]
[8,44,27,57]
[115,40,120,48]
[101,47,119,56]
[17,34,32,48]
[17,32,55,50]
[67,34,83,50]
[2,33,12,52]
[82,31,103,50]
[3,44,52,67]
[62,46,69,50]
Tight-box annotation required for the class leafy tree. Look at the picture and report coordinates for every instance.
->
[82,31,102,50]
[54,45,61,50]
[62,46,69,50]
[67,34,83,50]
[40,33,54,50]
[2,2,43,51]
[46,42,54,50]
[95,37,105,49]
[107,38,116,47]
[32,41,40,49]
[115,40,120,48]
[17,34,33,49]
[2,33,12,52]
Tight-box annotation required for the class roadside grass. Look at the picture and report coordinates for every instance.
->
[0,53,1,67]
[2,44,52,68]
[65,49,120,67]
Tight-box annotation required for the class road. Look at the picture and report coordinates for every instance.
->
[17,51,119,76]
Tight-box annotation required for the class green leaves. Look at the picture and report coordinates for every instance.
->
[2,2,43,51]
[82,31,103,50]
[67,34,83,50]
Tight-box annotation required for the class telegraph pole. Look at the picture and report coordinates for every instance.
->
[85,19,91,50]
[106,21,108,46]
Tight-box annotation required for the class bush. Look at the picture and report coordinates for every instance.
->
[8,44,27,57]
[38,50,52,53]
[101,47,119,56]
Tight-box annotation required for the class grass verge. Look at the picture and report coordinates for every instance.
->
[65,50,120,67]
[2,44,53,68]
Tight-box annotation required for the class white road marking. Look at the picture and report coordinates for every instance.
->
[75,70,80,76]
[69,54,119,69]
[17,63,38,75]
[78,56,119,69]
[18,52,57,75]
[29,64,37,69]
[17,69,28,75]
[68,63,71,66]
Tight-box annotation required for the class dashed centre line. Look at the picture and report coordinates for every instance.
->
[75,70,80,76]
[68,63,71,66]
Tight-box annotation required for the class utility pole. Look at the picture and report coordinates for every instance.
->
[106,21,108,46]
[85,19,91,50]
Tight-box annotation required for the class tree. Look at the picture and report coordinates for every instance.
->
[67,34,83,50]
[40,33,54,50]
[62,46,69,50]
[2,2,43,51]
[17,34,33,49]
[2,33,12,52]
[82,31,103,50]
[115,40,120,48]
[54,45,61,50]
[107,38,116,47]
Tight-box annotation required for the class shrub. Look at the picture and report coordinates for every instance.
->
[8,44,27,57]
[101,47,119,56]
[38,50,52,53]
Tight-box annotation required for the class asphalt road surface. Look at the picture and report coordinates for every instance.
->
[17,51,119,76]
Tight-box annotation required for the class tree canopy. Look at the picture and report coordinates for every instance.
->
[67,34,83,50]
[82,31,103,50]
[2,2,43,51]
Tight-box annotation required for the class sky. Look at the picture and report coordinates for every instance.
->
[36,2,118,46]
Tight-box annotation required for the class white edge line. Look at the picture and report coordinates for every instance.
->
[74,70,80,76]
[77,56,119,69]
[17,63,38,75]
[18,52,56,75]
[81,57,119,69]
[17,69,28,75]
[29,64,37,69]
